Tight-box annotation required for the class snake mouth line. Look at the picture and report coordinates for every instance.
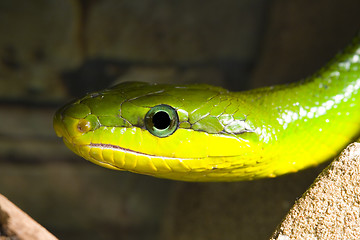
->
[88,143,196,160]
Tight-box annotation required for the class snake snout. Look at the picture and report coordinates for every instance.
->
[53,110,64,137]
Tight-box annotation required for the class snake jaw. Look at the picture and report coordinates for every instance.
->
[88,143,187,159]
[55,109,265,181]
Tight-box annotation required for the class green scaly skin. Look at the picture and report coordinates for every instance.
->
[53,33,360,181]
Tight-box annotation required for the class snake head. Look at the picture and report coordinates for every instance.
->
[54,82,266,181]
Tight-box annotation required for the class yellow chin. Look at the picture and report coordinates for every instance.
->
[56,113,266,181]
[69,142,263,181]
[61,125,267,181]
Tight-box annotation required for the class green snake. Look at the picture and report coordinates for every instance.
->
[54,33,360,182]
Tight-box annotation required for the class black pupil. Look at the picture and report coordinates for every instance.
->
[152,111,170,130]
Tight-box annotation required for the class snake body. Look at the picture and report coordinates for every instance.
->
[54,33,360,181]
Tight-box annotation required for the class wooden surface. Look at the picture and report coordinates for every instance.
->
[0,194,57,240]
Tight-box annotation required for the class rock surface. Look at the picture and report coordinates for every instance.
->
[271,143,360,240]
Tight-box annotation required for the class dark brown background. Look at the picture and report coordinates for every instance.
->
[0,0,360,239]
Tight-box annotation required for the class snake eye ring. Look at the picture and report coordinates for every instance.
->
[145,104,179,137]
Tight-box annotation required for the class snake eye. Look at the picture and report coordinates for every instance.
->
[145,104,179,137]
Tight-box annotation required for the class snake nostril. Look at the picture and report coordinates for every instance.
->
[77,119,91,133]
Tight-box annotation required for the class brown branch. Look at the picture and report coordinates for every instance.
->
[0,194,58,240]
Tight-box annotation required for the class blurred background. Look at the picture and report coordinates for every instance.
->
[0,0,360,239]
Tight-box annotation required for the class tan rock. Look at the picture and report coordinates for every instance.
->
[271,143,360,240]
